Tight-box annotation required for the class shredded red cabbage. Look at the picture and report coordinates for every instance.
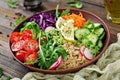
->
[30,12,56,30]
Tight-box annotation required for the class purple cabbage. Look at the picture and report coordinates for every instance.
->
[30,12,56,30]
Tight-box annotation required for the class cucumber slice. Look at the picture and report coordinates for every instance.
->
[94,28,104,37]
[97,40,103,48]
[94,23,101,28]
[86,24,94,29]
[75,28,90,41]
[99,31,105,40]
[87,33,98,46]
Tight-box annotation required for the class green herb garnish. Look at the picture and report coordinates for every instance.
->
[67,0,83,9]
[55,5,70,18]
[7,0,18,8]
[70,2,83,9]
[61,8,70,16]
[13,15,26,27]
[56,5,60,19]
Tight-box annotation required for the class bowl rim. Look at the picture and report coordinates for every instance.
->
[9,8,110,74]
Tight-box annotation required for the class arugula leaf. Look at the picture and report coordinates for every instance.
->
[60,8,70,16]
[37,29,68,69]
[56,4,59,19]
[13,15,26,27]
[55,5,70,18]
[7,0,18,8]
[52,46,68,61]
[20,21,40,40]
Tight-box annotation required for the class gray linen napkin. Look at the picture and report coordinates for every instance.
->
[21,33,120,80]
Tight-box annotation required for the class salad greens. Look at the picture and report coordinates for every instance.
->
[19,21,68,69]
[55,5,70,19]
[75,21,105,57]
[20,21,40,40]
[15,6,106,70]
[60,8,70,16]
[37,29,67,69]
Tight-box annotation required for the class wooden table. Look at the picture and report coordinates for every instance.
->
[0,0,120,79]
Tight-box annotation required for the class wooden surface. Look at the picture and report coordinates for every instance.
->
[0,0,120,79]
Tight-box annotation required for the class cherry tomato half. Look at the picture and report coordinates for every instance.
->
[24,52,38,66]
[10,32,21,43]
[11,40,25,52]
[20,30,32,40]
[15,50,27,62]
[24,39,38,53]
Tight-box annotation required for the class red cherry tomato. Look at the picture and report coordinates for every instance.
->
[15,50,27,62]
[20,30,32,40]
[24,39,38,53]
[10,32,21,43]
[11,40,25,52]
[24,52,38,66]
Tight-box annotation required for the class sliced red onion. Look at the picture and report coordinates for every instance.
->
[45,26,55,33]
[49,56,62,70]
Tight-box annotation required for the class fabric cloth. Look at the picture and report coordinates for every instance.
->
[20,33,120,80]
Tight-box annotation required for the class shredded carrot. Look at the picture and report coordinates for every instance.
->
[62,12,86,28]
